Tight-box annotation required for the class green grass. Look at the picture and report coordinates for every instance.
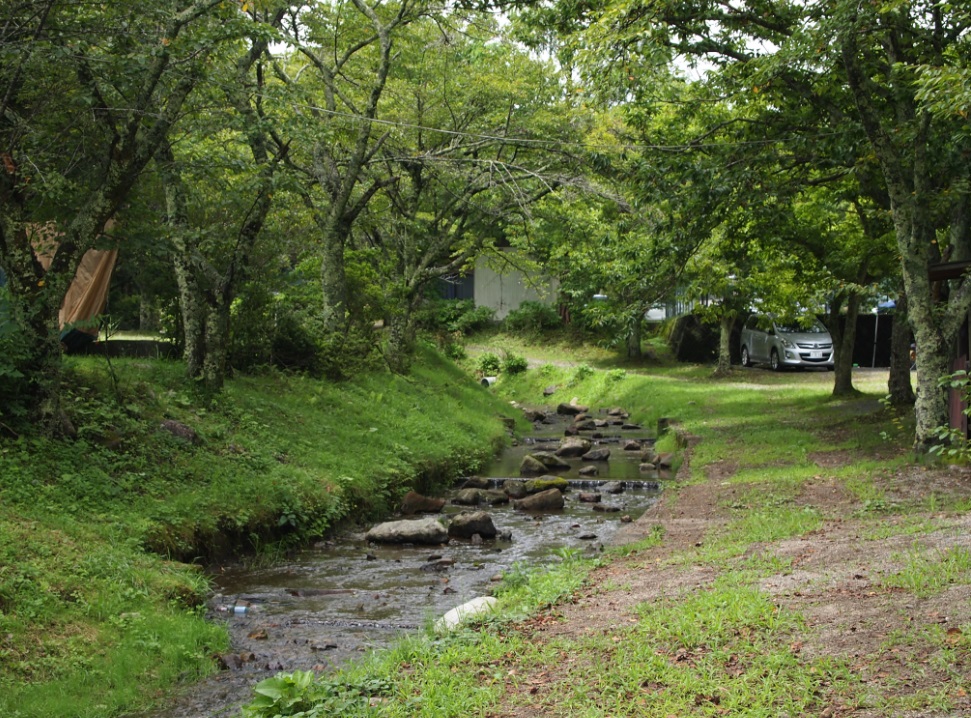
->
[882,544,971,597]
[0,344,515,717]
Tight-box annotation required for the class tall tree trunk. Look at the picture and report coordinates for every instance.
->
[138,294,158,332]
[712,313,733,377]
[831,292,861,396]
[319,216,349,333]
[20,296,70,436]
[887,292,916,406]
[386,311,415,374]
[173,251,205,378]
[626,309,643,360]
[0,222,81,436]
[201,299,230,393]
[160,143,205,378]
[386,285,420,374]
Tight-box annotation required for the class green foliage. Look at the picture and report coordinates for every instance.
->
[0,288,30,429]
[928,370,971,461]
[453,306,498,335]
[229,277,381,380]
[442,341,467,361]
[501,353,528,374]
[476,352,502,376]
[605,368,627,382]
[503,301,562,333]
[568,363,595,386]
[418,299,496,336]
[244,670,320,717]
[243,671,394,717]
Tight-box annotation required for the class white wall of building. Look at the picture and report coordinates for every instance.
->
[473,253,558,319]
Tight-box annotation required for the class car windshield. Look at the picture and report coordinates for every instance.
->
[777,319,827,334]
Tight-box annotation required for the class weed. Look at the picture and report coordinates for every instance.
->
[568,363,595,386]
[475,352,501,376]
[501,352,529,375]
[882,545,971,597]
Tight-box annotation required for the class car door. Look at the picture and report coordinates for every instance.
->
[752,316,772,362]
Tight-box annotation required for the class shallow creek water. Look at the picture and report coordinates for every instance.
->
[152,412,667,717]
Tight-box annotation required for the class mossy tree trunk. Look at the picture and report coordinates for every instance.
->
[159,20,285,392]
[386,306,417,374]
[887,293,916,406]
[840,16,971,452]
[626,308,643,360]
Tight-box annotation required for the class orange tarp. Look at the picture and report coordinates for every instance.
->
[29,222,118,337]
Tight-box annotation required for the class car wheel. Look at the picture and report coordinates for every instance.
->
[741,346,751,367]
[770,349,782,371]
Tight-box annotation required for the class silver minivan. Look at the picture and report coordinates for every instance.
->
[739,315,834,370]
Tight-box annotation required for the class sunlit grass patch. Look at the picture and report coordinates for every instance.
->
[725,464,819,487]
[860,621,969,714]
[881,545,971,597]
[860,514,945,541]
[609,523,665,557]
[535,580,861,717]
[636,577,802,646]
[678,504,824,567]
[729,506,823,543]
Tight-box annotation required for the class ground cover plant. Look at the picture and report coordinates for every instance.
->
[0,344,516,717]
[241,343,971,718]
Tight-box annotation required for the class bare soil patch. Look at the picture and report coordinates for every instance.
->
[488,453,971,717]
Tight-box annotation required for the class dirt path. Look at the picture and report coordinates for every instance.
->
[488,448,971,717]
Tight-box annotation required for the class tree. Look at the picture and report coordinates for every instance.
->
[275,0,433,335]
[0,0,241,432]
[357,18,569,371]
[519,0,957,444]
[160,5,291,392]
[831,0,971,448]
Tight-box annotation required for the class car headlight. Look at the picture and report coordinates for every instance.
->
[779,337,793,348]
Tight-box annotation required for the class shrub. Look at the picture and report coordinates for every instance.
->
[416,299,495,335]
[230,282,380,379]
[452,305,496,334]
[0,290,31,430]
[568,363,595,386]
[443,342,467,361]
[502,353,529,374]
[503,301,562,333]
[476,352,502,375]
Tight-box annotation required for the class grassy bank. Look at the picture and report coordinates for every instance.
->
[0,345,517,717]
[241,351,971,717]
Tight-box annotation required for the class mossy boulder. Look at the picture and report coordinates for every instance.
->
[524,476,569,494]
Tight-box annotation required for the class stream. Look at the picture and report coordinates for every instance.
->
[152,407,668,717]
